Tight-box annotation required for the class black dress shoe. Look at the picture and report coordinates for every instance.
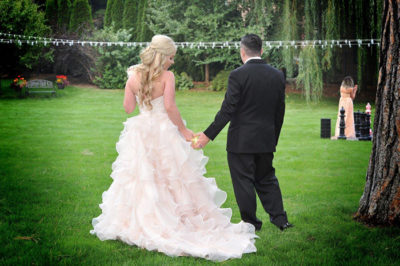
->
[279,222,293,231]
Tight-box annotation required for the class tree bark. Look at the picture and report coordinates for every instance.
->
[205,63,209,84]
[354,0,400,226]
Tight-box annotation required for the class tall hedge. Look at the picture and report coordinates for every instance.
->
[104,0,115,27]
[45,0,58,30]
[111,0,124,30]
[135,0,150,41]
[123,0,138,31]
[57,0,71,33]
[69,0,93,35]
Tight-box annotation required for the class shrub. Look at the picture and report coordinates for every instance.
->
[92,26,140,89]
[172,71,193,91]
[177,72,193,91]
[210,70,230,91]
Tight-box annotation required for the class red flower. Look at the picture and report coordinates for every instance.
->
[56,75,69,86]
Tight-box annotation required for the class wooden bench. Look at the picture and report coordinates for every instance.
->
[26,79,56,96]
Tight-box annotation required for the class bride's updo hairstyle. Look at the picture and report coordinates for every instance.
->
[132,35,176,109]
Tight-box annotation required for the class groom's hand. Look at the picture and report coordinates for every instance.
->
[192,132,210,149]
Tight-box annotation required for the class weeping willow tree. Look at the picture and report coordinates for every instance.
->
[355,0,371,93]
[335,0,382,93]
[321,0,338,71]
[281,0,382,101]
[296,0,323,102]
[281,0,298,78]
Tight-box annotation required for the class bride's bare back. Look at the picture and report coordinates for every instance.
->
[123,69,193,141]
[126,70,167,100]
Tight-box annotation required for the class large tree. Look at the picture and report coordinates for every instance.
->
[69,0,94,35]
[123,0,138,32]
[148,0,246,83]
[45,0,58,31]
[354,0,399,226]
[111,0,124,30]
[57,0,71,33]
[0,0,51,74]
[104,0,114,27]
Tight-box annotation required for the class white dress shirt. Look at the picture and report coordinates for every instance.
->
[244,56,262,64]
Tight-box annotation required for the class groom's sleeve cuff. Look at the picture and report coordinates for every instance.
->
[204,126,216,141]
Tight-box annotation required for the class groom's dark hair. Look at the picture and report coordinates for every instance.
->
[240,34,262,56]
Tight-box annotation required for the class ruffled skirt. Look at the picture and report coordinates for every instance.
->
[90,111,257,261]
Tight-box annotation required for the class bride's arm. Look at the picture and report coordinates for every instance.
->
[163,71,193,141]
[123,74,137,114]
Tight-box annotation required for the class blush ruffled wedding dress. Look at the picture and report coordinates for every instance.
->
[90,95,257,262]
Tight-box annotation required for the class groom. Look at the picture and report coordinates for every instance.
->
[193,34,292,231]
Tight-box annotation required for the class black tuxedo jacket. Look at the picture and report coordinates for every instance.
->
[204,59,285,153]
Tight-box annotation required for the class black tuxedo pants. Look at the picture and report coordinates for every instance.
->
[227,152,288,230]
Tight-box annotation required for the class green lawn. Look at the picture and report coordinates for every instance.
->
[0,86,398,265]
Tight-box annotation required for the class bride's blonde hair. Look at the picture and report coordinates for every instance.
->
[129,35,176,109]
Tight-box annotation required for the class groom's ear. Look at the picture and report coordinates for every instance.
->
[260,48,264,55]
[240,47,246,60]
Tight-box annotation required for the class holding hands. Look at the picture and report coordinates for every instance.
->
[181,129,210,149]
[181,128,194,142]
[191,132,210,149]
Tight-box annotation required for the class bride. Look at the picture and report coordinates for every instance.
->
[90,35,257,262]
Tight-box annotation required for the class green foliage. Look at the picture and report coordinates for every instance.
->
[104,0,114,27]
[134,0,151,41]
[123,0,138,31]
[210,70,230,91]
[0,0,51,72]
[296,0,323,102]
[321,0,338,72]
[111,0,124,30]
[234,0,282,69]
[174,72,194,91]
[281,0,298,78]
[148,1,245,81]
[92,26,140,89]
[57,0,71,33]
[235,0,275,40]
[69,0,93,35]
[297,47,323,102]
[45,0,58,30]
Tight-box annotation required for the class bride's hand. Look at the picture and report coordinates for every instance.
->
[181,128,194,142]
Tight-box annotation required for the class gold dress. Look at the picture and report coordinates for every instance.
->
[334,86,356,139]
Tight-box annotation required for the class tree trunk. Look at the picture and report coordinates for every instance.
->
[205,64,209,84]
[354,0,400,226]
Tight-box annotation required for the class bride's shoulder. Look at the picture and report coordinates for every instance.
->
[126,64,140,78]
[161,70,175,81]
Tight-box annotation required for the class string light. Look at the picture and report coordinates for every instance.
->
[0,32,380,49]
